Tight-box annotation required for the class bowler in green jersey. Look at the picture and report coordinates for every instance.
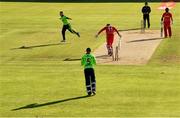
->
[81,48,96,96]
[59,11,80,42]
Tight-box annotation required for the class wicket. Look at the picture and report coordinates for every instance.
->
[114,46,119,61]
[112,37,121,61]
[141,20,145,33]
[112,48,114,61]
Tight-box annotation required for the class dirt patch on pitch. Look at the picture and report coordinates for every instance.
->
[94,30,163,65]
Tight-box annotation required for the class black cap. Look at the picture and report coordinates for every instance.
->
[86,48,91,52]
[165,7,169,12]
[106,24,110,26]
[145,2,148,5]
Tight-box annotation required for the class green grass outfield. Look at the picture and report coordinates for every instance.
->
[0,2,180,117]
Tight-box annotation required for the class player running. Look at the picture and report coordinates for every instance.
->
[81,48,96,96]
[161,8,173,38]
[59,11,80,42]
[95,24,121,56]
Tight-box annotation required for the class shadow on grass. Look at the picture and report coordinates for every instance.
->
[12,95,90,111]
[63,55,110,61]
[118,28,141,32]
[127,37,163,43]
[11,43,69,50]
[96,55,109,59]
[63,58,81,61]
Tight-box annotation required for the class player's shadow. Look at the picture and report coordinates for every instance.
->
[127,37,162,43]
[96,55,109,59]
[63,55,110,61]
[11,43,68,50]
[63,58,81,61]
[12,95,90,111]
[119,28,141,31]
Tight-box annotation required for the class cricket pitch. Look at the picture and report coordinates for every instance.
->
[94,29,163,65]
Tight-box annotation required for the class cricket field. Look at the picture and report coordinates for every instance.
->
[0,2,180,117]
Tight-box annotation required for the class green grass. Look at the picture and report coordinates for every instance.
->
[0,2,180,117]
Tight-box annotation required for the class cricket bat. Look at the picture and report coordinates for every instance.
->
[118,37,121,50]
[161,21,163,37]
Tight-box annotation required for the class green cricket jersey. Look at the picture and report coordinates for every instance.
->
[81,54,96,69]
[60,15,69,25]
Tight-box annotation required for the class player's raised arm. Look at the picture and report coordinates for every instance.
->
[114,27,122,38]
[95,27,106,38]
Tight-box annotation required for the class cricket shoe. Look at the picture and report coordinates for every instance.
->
[61,40,66,42]
[87,92,92,96]
[108,51,111,56]
[108,51,113,56]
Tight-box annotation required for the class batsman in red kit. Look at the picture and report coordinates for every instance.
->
[95,24,121,56]
[161,8,173,38]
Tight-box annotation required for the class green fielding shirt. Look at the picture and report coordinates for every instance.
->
[60,15,69,25]
[81,54,96,69]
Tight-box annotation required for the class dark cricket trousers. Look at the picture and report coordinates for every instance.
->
[62,24,77,41]
[143,14,150,28]
[84,68,96,94]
